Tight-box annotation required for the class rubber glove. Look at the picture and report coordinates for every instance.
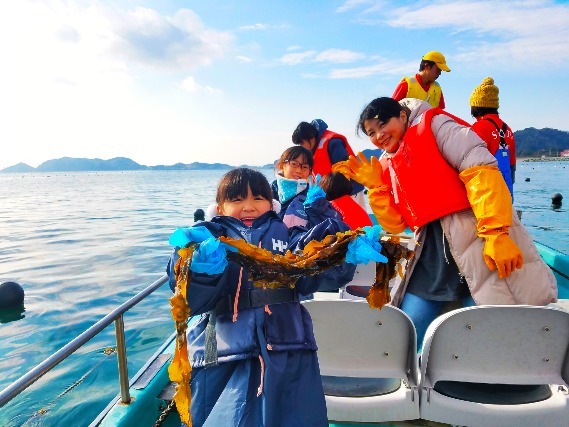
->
[345,152,383,189]
[459,165,523,278]
[344,153,407,234]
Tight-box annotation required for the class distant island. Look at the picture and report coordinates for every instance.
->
[2,127,568,173]
[0,149,382,173]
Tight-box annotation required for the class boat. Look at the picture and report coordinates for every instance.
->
[1,236,568,427]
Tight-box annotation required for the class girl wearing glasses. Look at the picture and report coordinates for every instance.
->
[271,146,342,229]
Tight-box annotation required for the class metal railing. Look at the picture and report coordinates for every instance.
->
[0,274,170,408]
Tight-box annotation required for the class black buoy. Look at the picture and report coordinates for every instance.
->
[193,208,205,222]
[525,177,530,182]
[552,193,563,208]
[0,281,25,309]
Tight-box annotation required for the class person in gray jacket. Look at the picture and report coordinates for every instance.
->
[344,97,557,349]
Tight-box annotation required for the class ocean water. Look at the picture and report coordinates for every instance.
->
[0,163,567,426]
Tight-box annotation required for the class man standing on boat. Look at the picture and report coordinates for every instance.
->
[392,51,450,109]
[292,119,366,209]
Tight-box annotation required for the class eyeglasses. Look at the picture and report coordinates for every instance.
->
[285,160,311,171]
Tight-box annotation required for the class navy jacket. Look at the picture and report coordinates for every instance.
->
[167,211,355,367]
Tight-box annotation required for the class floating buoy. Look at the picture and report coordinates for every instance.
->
[525,178,530,182]
[193,208,205,222]
[0,281,24,309]
[551,193,563,208]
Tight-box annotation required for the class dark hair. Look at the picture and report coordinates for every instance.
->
[471,106,499,118]
[292,122,318,145]
[357,97,403,136]
[276,146,314,171]
[216,168,273,207]
[419,59,435,71]
[320,172,352,201]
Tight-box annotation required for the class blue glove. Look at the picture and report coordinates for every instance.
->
[190,237,229,274]
[169,225,214,247]
[345,225,388,264]
[303,174,326,207]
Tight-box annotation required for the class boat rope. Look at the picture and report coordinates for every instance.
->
[153,399,176,427]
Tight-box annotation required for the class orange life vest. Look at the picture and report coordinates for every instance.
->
[380,108,472,230]
[330,195,373,230]
[312,130,356,177]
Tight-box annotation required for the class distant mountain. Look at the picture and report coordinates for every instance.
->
[2,127,568,173]
[0,156,269,173]
[513,128,569,157]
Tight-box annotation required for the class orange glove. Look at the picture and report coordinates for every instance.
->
[344,152,383,189]
[344,153,407,234]
[459,165,523,278]
[482,233,524,279]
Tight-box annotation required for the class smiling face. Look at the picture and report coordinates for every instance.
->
[217,185,271,227]
[282,154,312,180]
[364,110,407,153]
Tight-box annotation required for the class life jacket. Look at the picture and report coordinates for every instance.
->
[484,117,514,198]
[380,108,472,230]
[404,76,442,108]
[312,130,356,177]
[330,195,373,230]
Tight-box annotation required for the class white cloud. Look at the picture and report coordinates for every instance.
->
[354,0,569,68]
[315,49,365,63]
[180,76,222,94]
[280,50,317,65]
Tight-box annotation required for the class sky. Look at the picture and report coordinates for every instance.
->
[2,0,569,170]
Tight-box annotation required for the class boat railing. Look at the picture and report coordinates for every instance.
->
[0,274,170,409]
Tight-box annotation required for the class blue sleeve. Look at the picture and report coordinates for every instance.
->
[290,218,356,292]
[304,197,342,228]
[327,138,349,164]
[166,244,238,315]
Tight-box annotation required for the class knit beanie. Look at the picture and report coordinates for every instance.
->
[469,77,499,108]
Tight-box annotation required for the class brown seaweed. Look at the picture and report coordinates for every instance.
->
[366,239,414,309]
[220,229,361,288]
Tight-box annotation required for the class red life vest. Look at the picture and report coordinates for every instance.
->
[330,195,373,230]
[380,108,472,230]
[312,130,356,177]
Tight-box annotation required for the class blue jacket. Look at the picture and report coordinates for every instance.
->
[167,211,355,367]
[271,178,344,230]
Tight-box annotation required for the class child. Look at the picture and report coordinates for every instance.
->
[271,146,342,229]
[167,168,355,426]
[469,77,516,197]
[320,172,373,229]
[344,97,556,348]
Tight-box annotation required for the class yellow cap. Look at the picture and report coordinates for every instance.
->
[469,77,499,108]
[422,51,450,72]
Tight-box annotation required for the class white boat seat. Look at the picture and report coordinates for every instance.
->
[322,376,401,397]
[419,305,569,427]
[302,299,420,423]
[433,381,552,405]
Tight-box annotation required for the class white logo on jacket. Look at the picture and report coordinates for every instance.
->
[272,238,288,253]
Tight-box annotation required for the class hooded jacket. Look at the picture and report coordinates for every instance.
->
[387,99,557,308]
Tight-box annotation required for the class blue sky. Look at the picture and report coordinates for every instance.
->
[2,0,569,169]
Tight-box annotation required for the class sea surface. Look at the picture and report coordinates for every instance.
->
[0,163,567,426]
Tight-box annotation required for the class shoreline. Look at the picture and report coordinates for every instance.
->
[519,156,569,162]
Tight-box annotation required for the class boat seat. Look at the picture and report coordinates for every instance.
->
[302,299,419,423]
[419,305,569,427]
[322,376,401,397]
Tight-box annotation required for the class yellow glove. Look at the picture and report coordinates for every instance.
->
[344,152,406,234]
[482,233,524,279]
[459,165,523,278]
[331,160,352,178]
[344,152,383,189]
